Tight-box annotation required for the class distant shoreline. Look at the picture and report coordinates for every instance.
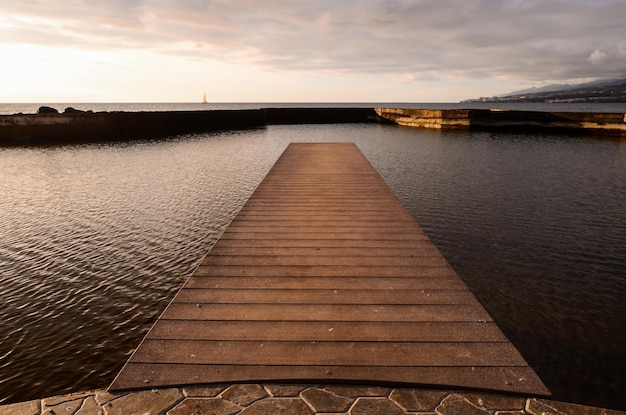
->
[2,101,625,116]
[0,106,624,146]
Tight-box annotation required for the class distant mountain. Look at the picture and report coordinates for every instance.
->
[497,83,573,97]
[462,78,626,103]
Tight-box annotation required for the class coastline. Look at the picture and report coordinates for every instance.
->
[0,107,625,146]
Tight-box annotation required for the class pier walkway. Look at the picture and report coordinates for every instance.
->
[110,143,548,396]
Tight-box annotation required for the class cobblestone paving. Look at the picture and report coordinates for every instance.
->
[1,384,623,415]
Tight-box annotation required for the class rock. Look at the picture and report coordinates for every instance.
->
[323,386,389,398]
[349,398,405,415]
[220,384,267,406]
[301,387,353,412]
[183,385,228,397]
[264,384,308,397]
[167,398,241,415]
[459,392,525,411]
[37,106,59,114]
[94,391,119,406]
[0,400,39,415]
[525,398,606,415]
[42,392,94,407]
[104,388,183,415]
[64,107,85,114]
[239,398,311,415]
[75,396,104,415]
[389,388,446,411]
[435,394,489,415]
[42,397,85,414]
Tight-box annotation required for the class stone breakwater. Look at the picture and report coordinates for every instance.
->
[1,107,625,146]
[0,107,380,145]
[2,384,624,415]
[375,108,626,136]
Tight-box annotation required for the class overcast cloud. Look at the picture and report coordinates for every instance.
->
[1,0,625,101]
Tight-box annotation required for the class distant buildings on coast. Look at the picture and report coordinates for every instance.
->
[462,78,626,104]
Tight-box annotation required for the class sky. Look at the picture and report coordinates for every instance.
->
[1,0,625,103]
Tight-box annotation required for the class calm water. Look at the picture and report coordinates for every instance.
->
[1,122,625,410]
[1,101,625,115]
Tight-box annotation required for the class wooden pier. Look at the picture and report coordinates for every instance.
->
[110,143,549,396]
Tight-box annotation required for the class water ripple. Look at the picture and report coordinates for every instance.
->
[0,126,625,409]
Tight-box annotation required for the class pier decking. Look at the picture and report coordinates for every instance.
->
[110,143,549,396]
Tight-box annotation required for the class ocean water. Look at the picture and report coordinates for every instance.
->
[0,115,625,409]
[0,101,625,115]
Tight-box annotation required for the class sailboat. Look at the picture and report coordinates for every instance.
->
[202,92,207,104]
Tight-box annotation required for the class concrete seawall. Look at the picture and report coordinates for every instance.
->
[375,107,626,136]
[1,107,625,145]
[0,108,380,146]
[0,110,263,145]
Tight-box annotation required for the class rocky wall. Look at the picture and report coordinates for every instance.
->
[0,108,378,146]
[0,109,266,145]
[375,108,626,136]
[2,107,624,146]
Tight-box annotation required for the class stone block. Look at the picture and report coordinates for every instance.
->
[458,392,525,410]
[182,385,228,397]
[167,398,241,415]
[389,389,447,411]
[435,394,489,415]
[349,398,404,415]
[104,388,183,415]
[94,391,119,407]
[0,400,39,415]
[301,387,353,412]
[264,384,308,397]
[220,384,267,406]
[239,398,311,415]
[323,386,389,398]
[75,396,104,415]
[526,398,611,415]
[42,392,93,407]
[42,397,85,414]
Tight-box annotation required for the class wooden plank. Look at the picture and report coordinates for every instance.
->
[110,142,549,396]
[185,276,469,290]
[147,321,508,342]
[206,247,445,258]
[219,231,429,240]
[221,225,423,233]
[237,205,407,212]
[227,220,422,228]
[112,364,546,395]
[159,303,492,322]
[201,255,448,267]
[174,288,478,305]
[191,265,457,278]
[129,340,528,366]
[213,239,435,248]
[233,214,417,222]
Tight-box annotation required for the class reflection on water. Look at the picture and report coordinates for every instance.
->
[0,125,624,410]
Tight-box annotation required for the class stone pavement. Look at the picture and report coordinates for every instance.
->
[2,384,623,415]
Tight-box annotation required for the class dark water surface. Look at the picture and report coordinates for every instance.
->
[0,124,625,409]
[1,101,625,115]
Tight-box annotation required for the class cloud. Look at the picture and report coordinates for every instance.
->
[2,0,625,85]
[588,50,608,65]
